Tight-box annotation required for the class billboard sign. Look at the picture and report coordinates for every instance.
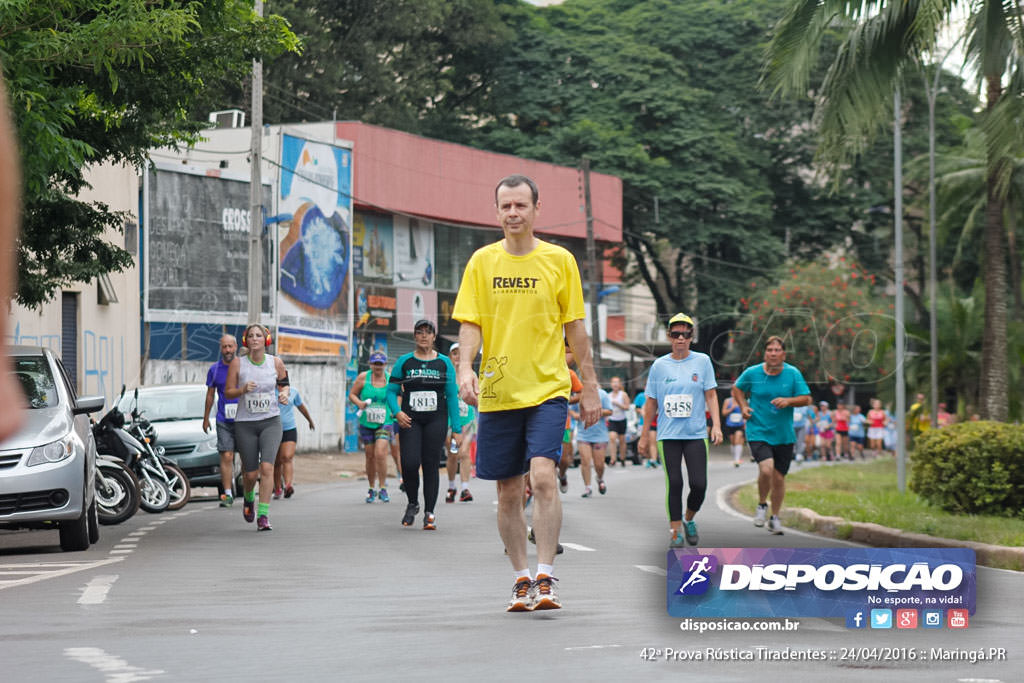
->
[276,135,353,357]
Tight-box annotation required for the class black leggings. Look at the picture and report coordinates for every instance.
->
[399,416,448,513]
[658,439,709,522]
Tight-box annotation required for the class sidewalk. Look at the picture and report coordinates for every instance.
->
[291,451,376,484]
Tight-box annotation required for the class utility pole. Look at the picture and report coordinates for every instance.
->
[582,157,601,366]
[247,0,264,324]
[894,88,907,493]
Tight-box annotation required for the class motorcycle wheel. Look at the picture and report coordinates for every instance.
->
[163,462,191,511]
[97,463,140,525]
[138,474,170,513]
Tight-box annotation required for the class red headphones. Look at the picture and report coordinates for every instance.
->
[245,324,273,348]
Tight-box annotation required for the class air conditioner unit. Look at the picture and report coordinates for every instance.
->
[208,109,246,129]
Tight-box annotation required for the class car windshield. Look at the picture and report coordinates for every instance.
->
[121,388,207,422]
[11,357,59,409]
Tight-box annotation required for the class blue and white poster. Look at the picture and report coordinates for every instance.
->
[277,135,353,357]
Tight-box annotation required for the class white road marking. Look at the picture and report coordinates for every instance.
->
[78,574,119,605]
[127,531,146,537]
[0,558,123,591]
[564,644,624,651]
[109,550,133,555]
[64,647,165,681]
[137,527,156,531]
[112,545,137,550]
[560,542,595,552]
[634,565,667,576]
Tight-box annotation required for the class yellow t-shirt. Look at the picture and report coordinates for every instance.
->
[453,239,586,412]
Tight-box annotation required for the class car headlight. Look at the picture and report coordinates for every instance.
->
[204,436,219,451]
[26,434,75,466]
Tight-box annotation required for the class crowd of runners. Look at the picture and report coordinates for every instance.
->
[198,174,947,615]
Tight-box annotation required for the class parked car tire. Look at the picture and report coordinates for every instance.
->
[87,498,100,544]
[59,490,91,551]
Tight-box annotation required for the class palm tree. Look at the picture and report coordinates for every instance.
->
[907,127,1024,320]
[764,1,1023,421]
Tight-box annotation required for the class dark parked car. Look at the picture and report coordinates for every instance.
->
[117,384,238,491]
[0,346,105,551]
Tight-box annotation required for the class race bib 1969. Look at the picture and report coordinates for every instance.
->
[245,392,274,414]
[409,390,438,412]
[663,393,694,419]
[224,403,237,420]
[365,405,387,424]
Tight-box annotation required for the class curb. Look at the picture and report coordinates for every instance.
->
[724,482,1024,571]
[781,507,1024,571]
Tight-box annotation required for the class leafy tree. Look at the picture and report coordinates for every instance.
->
[765,0,1023,421]
[231,0,510,132]
[0,0,297,307]
[423,0,975,359]
[904,282,1024,421]
[430,0,857,327]
[717,260,895,389]
[906,126,1024,321]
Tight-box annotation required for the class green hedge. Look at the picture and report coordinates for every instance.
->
[910,422,1024,518]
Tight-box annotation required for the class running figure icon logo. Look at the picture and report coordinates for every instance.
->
[675,555,718,596]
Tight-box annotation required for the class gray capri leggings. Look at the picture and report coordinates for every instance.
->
[234,416,283,472]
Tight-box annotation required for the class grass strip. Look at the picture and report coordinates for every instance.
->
[732,457,1024,548]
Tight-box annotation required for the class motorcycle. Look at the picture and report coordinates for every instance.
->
[94,454,140,525]
[93,387,170,513]
[125,387,191,511]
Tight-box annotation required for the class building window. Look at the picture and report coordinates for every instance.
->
[434,223,498,291]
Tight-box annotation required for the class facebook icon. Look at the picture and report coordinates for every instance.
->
[846,611,866,629]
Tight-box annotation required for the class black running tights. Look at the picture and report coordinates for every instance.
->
[399,416,448,513]
[658,439,709,522]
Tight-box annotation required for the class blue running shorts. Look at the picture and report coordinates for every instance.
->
[476,397,568,481]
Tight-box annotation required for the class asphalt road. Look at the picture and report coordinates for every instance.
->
[1,453,1020,682]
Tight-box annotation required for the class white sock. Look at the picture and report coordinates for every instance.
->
[732,444,741,461]
[461,482,470,491]
[224,489,233,498]
[447,480,456,491]
[515,569,531,581]
[537,563,554,577]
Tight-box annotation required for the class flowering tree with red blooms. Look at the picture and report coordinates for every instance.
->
[716,260,896,387]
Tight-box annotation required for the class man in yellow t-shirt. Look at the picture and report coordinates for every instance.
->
[454,174,600,613]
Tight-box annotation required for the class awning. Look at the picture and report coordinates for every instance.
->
[601,339,668,362]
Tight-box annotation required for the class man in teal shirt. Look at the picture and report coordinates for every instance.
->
[731,336,812,535]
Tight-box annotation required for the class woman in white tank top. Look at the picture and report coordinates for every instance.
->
[225,324,289,531]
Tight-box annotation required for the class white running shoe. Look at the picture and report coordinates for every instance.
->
[753,503,768,527]
[768,515,784,535]
[507,578,533,612]
[530,574,561,610]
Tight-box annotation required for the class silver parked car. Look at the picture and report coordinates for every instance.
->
[0,346,105,551]
[117,384,237,491]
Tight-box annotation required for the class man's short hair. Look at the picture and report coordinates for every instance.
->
[495,174,539,205]
[765,335,785,351]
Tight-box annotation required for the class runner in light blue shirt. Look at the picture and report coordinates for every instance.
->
[638,313,722,549]
[574,388,612,498]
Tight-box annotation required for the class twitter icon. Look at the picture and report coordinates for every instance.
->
[870,609,892,629]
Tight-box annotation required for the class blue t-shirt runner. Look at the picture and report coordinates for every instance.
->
[730,337,812,536]
[733,363,811,446]
[206,360,238,424]
[280,388,304,431]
